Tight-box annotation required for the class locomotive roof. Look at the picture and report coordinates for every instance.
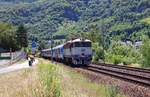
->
[68,38,91,43]
[53,44,64,50]
[42,44,64,51]
[41,48,51,52]
[42,39,91,51]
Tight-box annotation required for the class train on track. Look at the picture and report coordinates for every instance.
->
[40,38,93,66]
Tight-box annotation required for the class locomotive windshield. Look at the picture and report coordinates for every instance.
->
[74,42,91,47]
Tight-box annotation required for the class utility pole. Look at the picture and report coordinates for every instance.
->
[50,32,53,63]
[10,48,12,65]
[101,22,105,63]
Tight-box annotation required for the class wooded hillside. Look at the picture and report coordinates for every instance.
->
[0,0,149,42]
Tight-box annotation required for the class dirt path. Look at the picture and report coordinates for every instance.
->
[0,59,38,74]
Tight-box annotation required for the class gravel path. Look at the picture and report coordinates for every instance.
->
[0,60,10,68]
[0,59,38,74]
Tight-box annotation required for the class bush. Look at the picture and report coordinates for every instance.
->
[105,53,122,64]
[112,55,122,64]
[140,37,150,67]
[105,41,142,65]
[122,57,133,65]
[92,42,104,62]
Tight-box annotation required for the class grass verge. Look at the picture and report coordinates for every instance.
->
[60,65,125,97]
[0,59,61,97]
[0,59,125,97]
[36,60,61,97]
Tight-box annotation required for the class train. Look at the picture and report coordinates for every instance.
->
[40,38,93,66]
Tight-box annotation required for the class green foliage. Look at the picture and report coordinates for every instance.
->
[0,0,150,43]
[16,24,28,48]
[0,22,20,51]
[25,47,32,54]
[105,53,123,64]
[80,25,104,62]
[109,22,133,32]
[105,42,142,65]
[92,43,104,62]
[86,25,102,43]
[54,21,80,36]
[140,36,150,67]
[109,42,131,56]
[0,22,28,51]
[38,40,46,50]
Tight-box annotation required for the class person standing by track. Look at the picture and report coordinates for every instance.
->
[28,55,34,66]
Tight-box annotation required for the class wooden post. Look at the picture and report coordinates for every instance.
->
[10,48,12,65]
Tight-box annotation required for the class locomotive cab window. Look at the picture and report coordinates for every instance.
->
[74,42,91,47]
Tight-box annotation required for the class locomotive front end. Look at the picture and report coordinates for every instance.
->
[71,39,92,65]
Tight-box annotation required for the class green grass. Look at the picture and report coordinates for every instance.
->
[36,61,61,97]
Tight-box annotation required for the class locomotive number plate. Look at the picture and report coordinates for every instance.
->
[81,49,85,52]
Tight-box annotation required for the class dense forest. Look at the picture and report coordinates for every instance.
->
[0,0,37,3]
[0,0,150,41]
[0,0,150,67]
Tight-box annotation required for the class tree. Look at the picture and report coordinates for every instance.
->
[16,24,28,48]
[80,24,105,62]
[0,23,19,51]
[38,41,46,50]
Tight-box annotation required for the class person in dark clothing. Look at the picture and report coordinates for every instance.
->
[26,53,29,60]
[28,57,32,66]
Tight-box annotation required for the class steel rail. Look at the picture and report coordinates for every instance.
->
[81,64,150,87]
[93,62,150,73]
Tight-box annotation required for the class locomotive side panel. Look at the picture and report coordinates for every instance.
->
[63,42,73,64]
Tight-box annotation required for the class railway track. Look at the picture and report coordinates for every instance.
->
[81,63,150,87]
[93,62,150,73]
[45,59,150,87]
